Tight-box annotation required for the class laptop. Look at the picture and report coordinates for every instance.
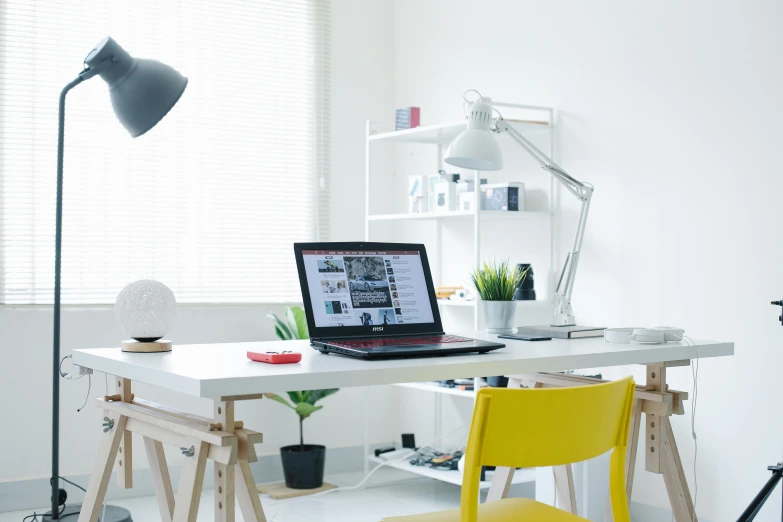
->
[294,242,505,359]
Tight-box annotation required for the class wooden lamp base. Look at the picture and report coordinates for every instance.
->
[121,340,172,353]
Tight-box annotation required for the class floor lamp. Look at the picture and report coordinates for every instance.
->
[47,36,187,521]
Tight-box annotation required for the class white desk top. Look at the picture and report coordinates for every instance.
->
[72,332,733,398]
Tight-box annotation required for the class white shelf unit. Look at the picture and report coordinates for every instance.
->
[364,113,556,330]
[362,110,557,489]
[367,454,536,489]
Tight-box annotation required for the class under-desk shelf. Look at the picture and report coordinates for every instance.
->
[367,454,536,489]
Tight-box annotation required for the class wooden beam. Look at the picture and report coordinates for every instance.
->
[236,428,262,464]
[485,466,515,502]
[114,377,133,489]
[511,372,681,403]
[144,437,175,522]
[642,399,673,417]
[214,400,236,522]
[219,393,265,402]
[134,397,214,425]
[235,460,268,521]
[125,418,236,465]
[645,365,665,474]
[172,441,209,522]
[662,417,697,521]
[76,414,128,522]
[98,398,236,447]
[553,465,577,514]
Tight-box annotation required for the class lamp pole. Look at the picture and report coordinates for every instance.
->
[45,37,186,521]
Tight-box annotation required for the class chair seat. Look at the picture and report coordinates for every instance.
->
[381,498,589,522]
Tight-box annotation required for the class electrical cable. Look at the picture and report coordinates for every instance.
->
[76,374,91,413]
[59,355,88,380]
[264,426,466,521]
[687,335,699,522]
[57,476,87,493]
[22,503,65,522]
[671,333,699,521]
[462,89,482,104]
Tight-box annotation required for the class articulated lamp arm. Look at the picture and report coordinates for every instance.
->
[494,119,594,326]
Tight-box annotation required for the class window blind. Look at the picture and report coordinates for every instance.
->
[0,0,331,304]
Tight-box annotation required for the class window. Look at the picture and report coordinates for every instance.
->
[0,0,331,304]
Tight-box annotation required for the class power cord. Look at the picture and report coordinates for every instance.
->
[264,427,466,521]
[22,503,66,522]
[60,355,93,412]
[672,333,699,521]
[58,476,86,493]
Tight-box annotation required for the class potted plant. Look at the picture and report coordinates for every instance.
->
[470,259,528,334]
[266,306,339,489]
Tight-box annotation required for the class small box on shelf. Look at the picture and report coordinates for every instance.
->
[395,107,420,130]
[482,182,525,211]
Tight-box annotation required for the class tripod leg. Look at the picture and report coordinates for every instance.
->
[736,468,783,521]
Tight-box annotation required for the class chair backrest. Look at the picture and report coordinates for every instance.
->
[460,376,635,522]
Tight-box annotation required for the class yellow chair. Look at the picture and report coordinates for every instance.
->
[382,376,636,522]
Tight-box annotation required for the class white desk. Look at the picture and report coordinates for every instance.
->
[72,333,733,522]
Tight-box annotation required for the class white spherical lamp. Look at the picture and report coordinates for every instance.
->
[115,279,177,352]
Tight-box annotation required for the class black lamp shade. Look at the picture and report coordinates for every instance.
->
[85,37,187,137]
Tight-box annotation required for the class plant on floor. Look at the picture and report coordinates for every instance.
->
[470,259,528,301]
[266,306,339,450]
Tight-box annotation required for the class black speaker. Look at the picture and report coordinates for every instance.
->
[513,264,536,300]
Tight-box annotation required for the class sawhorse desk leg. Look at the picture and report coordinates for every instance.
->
[77,386,267,522]
[487,366,695,522]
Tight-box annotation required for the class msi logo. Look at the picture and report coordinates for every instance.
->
[372,327,384,332]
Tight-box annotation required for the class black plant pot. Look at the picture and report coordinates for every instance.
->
[280,444,326,489]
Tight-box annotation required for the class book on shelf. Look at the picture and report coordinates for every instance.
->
[516,325,605,339]
[395,107,420,130]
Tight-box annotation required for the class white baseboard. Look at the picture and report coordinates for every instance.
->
[0,447,712,522]
[0,445,365,513]
[631,501,715,522]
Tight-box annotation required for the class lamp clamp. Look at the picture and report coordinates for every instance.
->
[78,55,117,81]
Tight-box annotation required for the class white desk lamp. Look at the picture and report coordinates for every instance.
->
[445,91,593,327]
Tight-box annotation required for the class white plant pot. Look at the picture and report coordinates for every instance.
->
[481,300,517,334]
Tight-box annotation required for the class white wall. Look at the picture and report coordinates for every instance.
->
[0,0,398,487]
[391,0,783,519]
[330,1,396,240]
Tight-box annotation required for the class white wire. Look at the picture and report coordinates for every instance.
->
[76,374,91,412]
[687,335,699,521]
[264,426,466,521]
[671,333,699,521]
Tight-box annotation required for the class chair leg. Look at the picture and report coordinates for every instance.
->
[172,441,209,522]
[77,414,128,522]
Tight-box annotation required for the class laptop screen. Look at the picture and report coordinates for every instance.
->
[300,248,435,329]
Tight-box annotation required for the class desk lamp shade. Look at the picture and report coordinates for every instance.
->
[85,36,188,137]
[444,97,503,171]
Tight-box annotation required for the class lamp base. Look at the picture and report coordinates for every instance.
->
[42,504,132,522]
[121,340,172,353]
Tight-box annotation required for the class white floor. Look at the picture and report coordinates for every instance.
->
[0,469,486,522]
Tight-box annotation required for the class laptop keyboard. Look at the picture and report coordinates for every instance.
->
[328,335,473,350]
